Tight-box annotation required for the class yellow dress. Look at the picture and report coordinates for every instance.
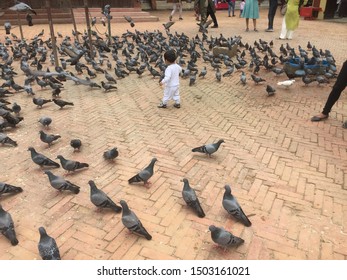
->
[285,0,307,30]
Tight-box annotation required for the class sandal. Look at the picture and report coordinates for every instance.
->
[311,114,328,122]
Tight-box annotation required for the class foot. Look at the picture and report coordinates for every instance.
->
[173,103,180,108]
[169,16,172,21]
[228,15,231,17]
[265,28,274,32]
[311,113,328,122]
[211,25,218,28]
[157,103,167,108]
[232,15,235,17]
[179,17,183,20]
[278,37,286,40]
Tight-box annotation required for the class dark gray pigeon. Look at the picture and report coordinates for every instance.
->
[44,171,80,194]
[103,147,118,160]
[70,139,82,152]
[52,99,74,109]
[38,116,52,128]
[88,180,121,213]
[192,139,224,157]
[0,182,23,196]
[0,204,18,246]
[56,155,89,172]
[209,225,244,248]
[120,200,152,240]
[266,85,276,96]
[181,178,205,218]
[28,147,60,168]
[128,157,157,186]
[38,227,61,260]
[0,133,17,146]
[33,97,52,108]
[222,185,251,227]
[39,130,61,146]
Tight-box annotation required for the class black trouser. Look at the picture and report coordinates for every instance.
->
[268,0,278,29]
[207,4,218,26]
[322,60,347,115]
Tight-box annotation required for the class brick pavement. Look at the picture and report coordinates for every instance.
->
[0,8,346,260]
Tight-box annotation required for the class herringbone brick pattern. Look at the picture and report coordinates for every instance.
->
[0,9,346,260]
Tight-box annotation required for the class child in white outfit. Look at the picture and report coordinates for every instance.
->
[158,50,182,108]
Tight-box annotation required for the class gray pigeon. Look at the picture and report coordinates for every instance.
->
[88,180,122,213]
[9,1,37,14]
[0,133,17,147]
[70,139,82,152]
[192,139,224,157]
[266,85,276,96]
[39,130,61,146]
[33,97,52,108]
[56,155,89,172]
[38,227,61,260]
[120,200,152,240]
[209,225,244,248]
[0,182,23,196]
[222,185,251,227]
[0,204,18,246]
[128,157,157,186]
[38,116,52,128]
[44,171,80,194]
[28,147,60,168]
[103,147,118,160]
[181,178,205,218]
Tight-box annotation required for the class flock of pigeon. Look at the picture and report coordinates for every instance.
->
[0,2,341,260]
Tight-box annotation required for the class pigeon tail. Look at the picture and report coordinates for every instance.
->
[3,228,19,246]
[128,174,142,184]
[190,200,205,218]
[191,146,206,153]
[0,183,23,195]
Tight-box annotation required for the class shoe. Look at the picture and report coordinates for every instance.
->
[173,103,180,109]
[169,16,172,21]
[228,15,231,17]
[232,15,235,17]
[265,28,274,32]
[158,103,167,108]
[179,17,183,20]
[254,29,258,32]
[211,25,218,28]
[278,37,286,40]
[343,121,347,129]
[311,114,328,122]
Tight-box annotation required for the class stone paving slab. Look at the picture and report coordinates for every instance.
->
[0,8,346,260]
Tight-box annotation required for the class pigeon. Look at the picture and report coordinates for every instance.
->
[240,71,246,85]
[103,147,118,160]
[209,225,244,248]
[88,180,122,213]
[9,1,37,15]
[266,85,276,96]
[52,99,74,109]
[277,79,295,88]
[128,157,157,186]
[26,13,33,26]
[163,21,175,31]
[199,66,207,78]
[0,204,18,246]
[28,147,60,168]
[124,16,135,27]
[101,81,117,92]
[33,97,52,108]
[12,102,21,115]
[70,139,82,152]
[251,74,266,84]
[38,227,61,260]
[44,171,80,194]
[0,182,23,196]
[192,139,224,157]
[39,130,61,146]
[181,178,205,218]
[38,116,52,128]
[302,75,315,86]
[222,184,252,227]
[56,155,89,172]
[0,133,17,147]
[120,200,152,240]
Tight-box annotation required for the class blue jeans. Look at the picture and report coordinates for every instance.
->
[228,2,235,16]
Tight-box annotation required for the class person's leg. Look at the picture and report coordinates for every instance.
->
[170,4,176,20]
[232,2,235,16]
[159,87,171,107]
[279,17,287,39]
[178,3,183,19]
[245,18,249,31]
[172,86,180,106]
[287,30,294,39]
[253,19,257,31]
[208,5,218,27]
[228,3,231,16]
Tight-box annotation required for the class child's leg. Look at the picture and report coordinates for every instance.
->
[172,86,180,105]
[162,87,172,105]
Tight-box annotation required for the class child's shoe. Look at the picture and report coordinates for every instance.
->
[173,103,180,109]
[158,103,167,108]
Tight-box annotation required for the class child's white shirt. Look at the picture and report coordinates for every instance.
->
[162,63,182,87]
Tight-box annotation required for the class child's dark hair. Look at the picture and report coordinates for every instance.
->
[164,49,177,63]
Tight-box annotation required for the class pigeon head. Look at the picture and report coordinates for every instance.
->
[119,200,129,211]
[224,184,231,194]
[27,147,35,152]
[38,226,47,237]
[181,178,188,183]
[56,155,64,160]
[209,225,217,232]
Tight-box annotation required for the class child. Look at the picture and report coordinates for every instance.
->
[158,50,182,109]
[239,0,245,17]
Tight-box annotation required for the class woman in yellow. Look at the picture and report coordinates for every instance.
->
[279,0,307,39]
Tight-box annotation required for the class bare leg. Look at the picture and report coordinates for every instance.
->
[253,19,257,31]
[245,18,249,31]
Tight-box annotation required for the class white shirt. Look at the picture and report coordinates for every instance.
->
[162,63,182,87]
